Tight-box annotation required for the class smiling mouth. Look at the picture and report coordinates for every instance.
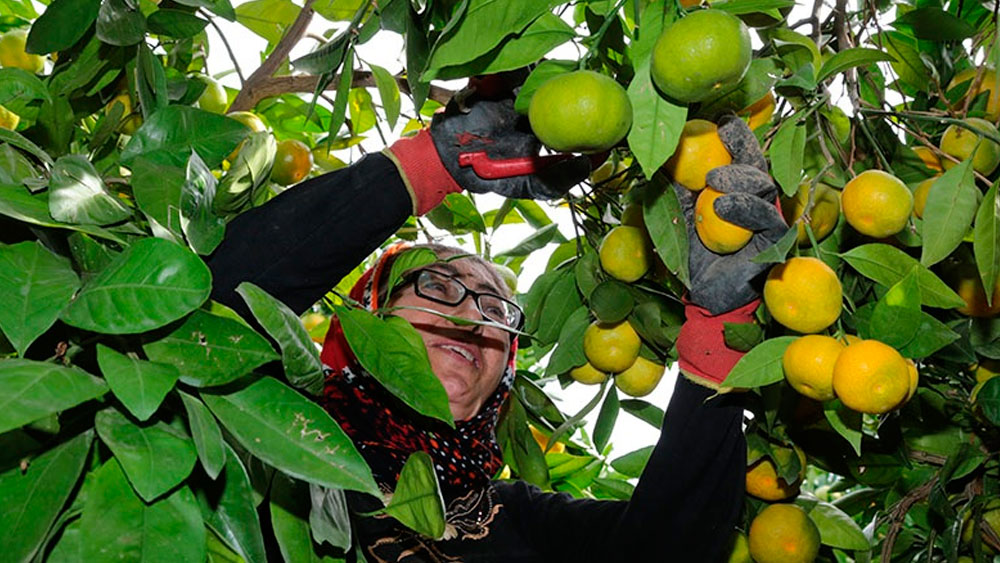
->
[437,343,480,367]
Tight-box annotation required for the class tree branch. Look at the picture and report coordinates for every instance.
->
[203,11,245,86]
[880,477,936,561]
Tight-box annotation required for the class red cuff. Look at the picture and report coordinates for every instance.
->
[677,299,759,387]
[383,129,462,216]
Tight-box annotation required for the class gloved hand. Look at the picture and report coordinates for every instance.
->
[674,116,789,387]
[384,92,590,215]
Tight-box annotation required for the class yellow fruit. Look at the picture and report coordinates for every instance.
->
[961,500,1000,553]
[832,339,910,414]
[528,70,632,153]
[196,75,229,114]
[782,335,844,401]
[780,181,840,246]
[695,188,752,254]
[745,444,807,501]
[906,359,919,401]
[570,362,608,385]
[741,91,776,131]
[528,424,566,454]
[726,532,752,563]
[650,10,752,103]
[912,176,938,219]
[105,94,142,135]
[748,504,821,563]
[271,139,313,186]
[940,117,1000,175]
[841,170,913,238]
[948,67,1000,122]
[764,257,842,334]
[951,264,1000,317]
[975,359,1000,383]
[0,29,44,74]
[590,158,630,191]
[614,357,666,397]
[0,104,19,130]
[583,320,641,374]
[599,226,651,282]
[663,119,733,191]
[912,146,943,172]
[226,111,267,162]
[839,334,862,346]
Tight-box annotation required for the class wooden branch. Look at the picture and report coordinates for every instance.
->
[880,477,936,561]
[230,71,455,112]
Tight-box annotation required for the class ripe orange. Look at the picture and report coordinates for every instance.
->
[695,188,752,254]
[950,263,1000,317]
[905,359,919,401]
[0,104,19,130]
[748,504,821,563]
[912,176,938,219]
[663,119,733,191]
[529,424,566,454]
[583,320,641,373]
[0,29,44,74]
[940,117,1000,175]
[599,226,651,282]
[271,139,313,186]
[745,444,807,501]
[528,70,632,153]
[650,10,752,103]
[782,334,844,401]
[763,257,842,334]
[569,362,608,385]
[741,91,776,131]
[841,170,913,238]
[780,181,841,246]
[614,357,666,397]
[912,146,943,172]
[948,67,1000,122]
[832,339,911,414]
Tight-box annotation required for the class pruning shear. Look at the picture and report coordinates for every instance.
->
[458,151,608,180]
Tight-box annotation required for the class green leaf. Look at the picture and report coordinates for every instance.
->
[0,359,107,435]
[977,376,1000,426]
[198,443,267,563]
[710,0,794,15]
[921,159,978,267]
[0,430,92,563]
[750,225,798,264]
[723,322,764,352]
[878,31,931,92]
[840,243,965,309]
[574,250,600,300]
[590,280,634,324]
[495,222,560,258]
[328,50,354,137]
[179,391,227,479]
[215,131,277,215]
[868,268,922,349]
[514,60,575,114]
[80,460,205,562]
[620,399,664,428]
[593,386,619,452]
[309,484,352,550]
[122,106,248,169]
[269,476,329,563]
[823,399,862,455]
[897,312,959,359]
[721,336,796,388]
[384,451,446,539]
[816,47,895,83]
[95,407,198,502]
[26,0,100,54]
[531,268,582,346]
[425,193,486,234]
[544,306,590,377]
[628,60,687,178]
[144,310,278,388]
[181,151,226,255]
[643,178,690,286]
[97,345,180,421]
[347,88,377,134]
[610,446,653,478]
[0,144,39,186]
[809,501,871,550]
[893,7,976,41]
[237,283,324,395]
[975,181,1000,307]
[335,306,454,426]
[147,9,209,38]
[314,0,366,22]
[234,0,299,44]
[0,241,80,356]
[0,68,51,107]
[201,377,379,495]
[767,28,822,71]
[369,64,401,129]
[769,118,807,197]
[131,153,186,229]
[498,393,548,486]
[48,155,131,225]
[383,247,438,305]
[61,237,212,334]
[96,0,146,46]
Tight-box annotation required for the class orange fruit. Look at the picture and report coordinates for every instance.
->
[599,226,651,282]
[528,70,632,153]
[105,93,142,135]
[0,104,19,130]
[650,10,752,103]
[745,444,807,501]
[741,91,776,131]
[912,146,943,172]
[726,532,752,563]
[569,362,608,385]
[832,339,910,414]
[271,139,313,186]
[529,424,566,454]
[0,29,44,74]
[614,357,666,397]
[663,119,733,191]
[948,67,1000,122]
[975,359,1000,383]
[950,263,1000,317]
[695,188,752,254]
[912,176,938,219]
[748,504,821,563]
[841,170,913,238]
[782,334,844,401]
[906,359,919,401]
[940,117,1000,175]
[763,257,842,334]
[583,320,641,373]
[780,181,841,246]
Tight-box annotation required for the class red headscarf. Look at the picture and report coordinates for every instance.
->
[319,244,517,500]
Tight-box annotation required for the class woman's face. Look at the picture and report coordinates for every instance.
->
[388,259,512,421]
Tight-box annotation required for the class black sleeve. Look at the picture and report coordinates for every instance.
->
[496,376,746,562]
[206,153,413,316]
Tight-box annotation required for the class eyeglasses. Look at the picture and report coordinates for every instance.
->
[399,269,524,331]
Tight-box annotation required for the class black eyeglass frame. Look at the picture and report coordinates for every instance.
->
[396,268,525,331]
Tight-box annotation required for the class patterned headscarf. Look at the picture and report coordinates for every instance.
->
[319,244,517,500]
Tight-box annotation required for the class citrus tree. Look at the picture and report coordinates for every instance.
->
[1,0,999,561]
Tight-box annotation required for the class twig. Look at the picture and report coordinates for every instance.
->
[833,0,861,111]
[880,477,937,561]
[229,0,318,112]
[228,71,454,111]
[203,11,245,86]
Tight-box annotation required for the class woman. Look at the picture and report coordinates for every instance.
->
[208,92,787,561]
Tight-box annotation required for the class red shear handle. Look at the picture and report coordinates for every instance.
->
[458,151,574,179]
